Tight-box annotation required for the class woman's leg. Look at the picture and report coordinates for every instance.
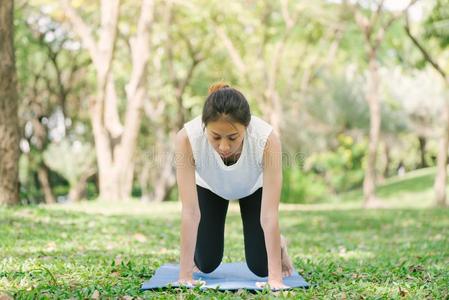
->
[238,187,269,277]
[194,184,229,273]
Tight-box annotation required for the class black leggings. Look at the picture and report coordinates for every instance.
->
[194,184,268,277]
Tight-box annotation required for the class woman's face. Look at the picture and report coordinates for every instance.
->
[205,117,246,159]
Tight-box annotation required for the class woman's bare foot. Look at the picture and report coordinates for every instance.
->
[280,235,294,278]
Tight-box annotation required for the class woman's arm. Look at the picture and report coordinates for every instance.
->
[175,128,201,282]
[260,131,284,286]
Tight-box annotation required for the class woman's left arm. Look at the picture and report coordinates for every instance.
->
[260,131,283,284]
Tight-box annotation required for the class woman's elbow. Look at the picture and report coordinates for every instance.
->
[260,216,278,230]
[182,208,201,222]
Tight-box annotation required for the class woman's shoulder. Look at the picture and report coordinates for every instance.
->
[248,115,273,138]
[183,115,204,140]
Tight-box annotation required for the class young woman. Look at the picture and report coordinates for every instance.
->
[175,82,294,290]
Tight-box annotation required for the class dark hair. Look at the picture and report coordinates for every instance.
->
[201,82,251,131]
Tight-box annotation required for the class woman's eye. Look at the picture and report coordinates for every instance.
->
[212,136,236,141]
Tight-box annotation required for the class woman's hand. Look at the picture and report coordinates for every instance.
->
[256,279,289,290]
[175,277,206,288]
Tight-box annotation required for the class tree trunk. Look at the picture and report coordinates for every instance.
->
[418,136,427,169]
[68,168,96,202]
[0,0,20,205]
[382,140,391,180]
[363,50,382,208]
[433,102,449,207]
[264,89,283,137]
[37,165,56,204]
[141,129,177,202]
[61,0,154,201]
[403,10,449,207]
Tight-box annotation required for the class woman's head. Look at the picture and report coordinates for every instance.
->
[202,82,251,158]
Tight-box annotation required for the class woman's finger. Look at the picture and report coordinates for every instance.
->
[196,280,206,286]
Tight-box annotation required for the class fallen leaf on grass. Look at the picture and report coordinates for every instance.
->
[408,265,425,273]
[398,286,408,297]
[115,255,123,265]
[351,273,366,279]
[133,233,147,243]
[111,272,120,277]
[91,290,100,300]
[46,242,57,252]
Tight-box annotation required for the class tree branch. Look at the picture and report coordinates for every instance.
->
[404,13,446,80]
[280,0,294,30]
[59,0,98,65]
[214,25,247,75]
[126,0,154,100]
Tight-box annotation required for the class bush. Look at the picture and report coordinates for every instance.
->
[306,134,366,193]
[281,164,330,203]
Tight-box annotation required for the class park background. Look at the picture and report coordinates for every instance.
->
[0,0,448,299]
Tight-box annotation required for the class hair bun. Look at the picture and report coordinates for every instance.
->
[208,82,230,95]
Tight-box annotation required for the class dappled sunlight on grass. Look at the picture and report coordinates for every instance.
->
[1,200,448,298]
[43,200,182,217]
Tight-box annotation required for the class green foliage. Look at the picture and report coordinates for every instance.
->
[43,139,95,186]
[18,151,71,204]
[18,155,44,203]
[307,69,369,132]
[307,134,366,193]
[13,0,447,206]
[425,0,449,48]
[282,164,330,204]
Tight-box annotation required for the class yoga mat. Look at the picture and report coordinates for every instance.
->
[141,261,309,291]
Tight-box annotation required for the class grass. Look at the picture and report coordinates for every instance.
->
[1,183,448,299]
[338,167,446,206]
[1,203,448,299]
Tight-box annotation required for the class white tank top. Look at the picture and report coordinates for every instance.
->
[183,114,273,200]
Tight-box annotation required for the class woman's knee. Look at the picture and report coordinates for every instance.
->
[195,258,221,273]
[247,260,268,277]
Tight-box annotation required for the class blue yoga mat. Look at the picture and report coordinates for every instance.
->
[141,261,309,291]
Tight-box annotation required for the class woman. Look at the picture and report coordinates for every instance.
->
[175,82,294,290]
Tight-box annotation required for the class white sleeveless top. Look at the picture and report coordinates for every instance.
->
[183,115,273,200]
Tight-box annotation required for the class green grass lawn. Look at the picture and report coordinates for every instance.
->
[338,167,447,206]
[1,197,448,299]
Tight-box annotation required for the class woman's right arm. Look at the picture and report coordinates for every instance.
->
[175,128,201,283]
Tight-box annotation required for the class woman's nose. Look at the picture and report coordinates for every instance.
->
[219,141,230,152]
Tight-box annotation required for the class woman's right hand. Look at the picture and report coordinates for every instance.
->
[256,280,290,290]
[175,277,206,288]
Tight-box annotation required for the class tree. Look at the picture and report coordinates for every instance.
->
[383,67,444,170]
[347,0,417,207]
[405,0,449,206]
[0,0,20,205]
[139,0,210,202]
[15,7,92,203]
[211,1,342,138]
[59,0,155,201]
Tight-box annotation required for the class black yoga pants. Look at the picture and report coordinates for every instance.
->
[194,184,268,277]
